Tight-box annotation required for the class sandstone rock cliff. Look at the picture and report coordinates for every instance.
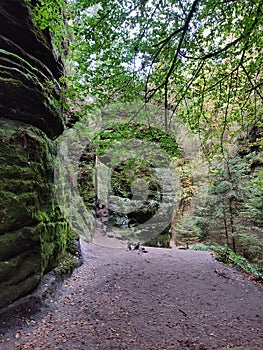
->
[0,0,64,138]
[0,0,75,309]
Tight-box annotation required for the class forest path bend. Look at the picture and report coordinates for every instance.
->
[0,238,262,350]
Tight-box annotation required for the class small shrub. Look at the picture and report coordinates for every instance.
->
[213,245,262,280]
[56,252,78,275]
[191,244,263,280]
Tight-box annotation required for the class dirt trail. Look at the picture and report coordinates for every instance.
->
[0,238,262,350]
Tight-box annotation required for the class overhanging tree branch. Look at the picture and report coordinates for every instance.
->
[145,0,200,102]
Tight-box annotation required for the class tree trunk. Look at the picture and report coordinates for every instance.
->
[223,208,230,247]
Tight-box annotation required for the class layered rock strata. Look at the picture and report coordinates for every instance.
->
[0,0,74,309]
[0,0,64,138]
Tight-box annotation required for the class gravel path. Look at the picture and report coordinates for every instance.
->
[0,238,262,350]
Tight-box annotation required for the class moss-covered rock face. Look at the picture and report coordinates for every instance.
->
[77,123,180,245]
[0,0,78,309]
[0,119,75,309]
[0,120,54,233]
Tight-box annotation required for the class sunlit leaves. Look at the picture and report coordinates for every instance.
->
[26,0,263,157]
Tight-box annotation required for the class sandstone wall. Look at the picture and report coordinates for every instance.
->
[0,0,64,138]
[0,0,74,309]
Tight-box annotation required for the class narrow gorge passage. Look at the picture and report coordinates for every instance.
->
[1,238,262,350]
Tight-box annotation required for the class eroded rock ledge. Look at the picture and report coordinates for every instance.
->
[0,0,64,138]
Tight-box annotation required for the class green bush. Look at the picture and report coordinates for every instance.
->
[191,244,263,280]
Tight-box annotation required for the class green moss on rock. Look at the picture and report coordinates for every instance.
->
[93,123,183,159]
[0,119,56,233]
[0,119,77,308]
[0,226,39,260]
[37,219,76,274]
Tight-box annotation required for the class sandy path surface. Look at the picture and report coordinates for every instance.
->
[0,238,262,350]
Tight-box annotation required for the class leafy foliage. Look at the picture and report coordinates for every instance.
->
[25,0,263,151]
[197,157,248,246]
[25,0,262,262]
[213,245,263,279]
[92,123,182,158]
[235,233,263,269]
[25,0,68,55]
[188,149,263,270]
[191,244,263,280]
[242,168,263,225]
